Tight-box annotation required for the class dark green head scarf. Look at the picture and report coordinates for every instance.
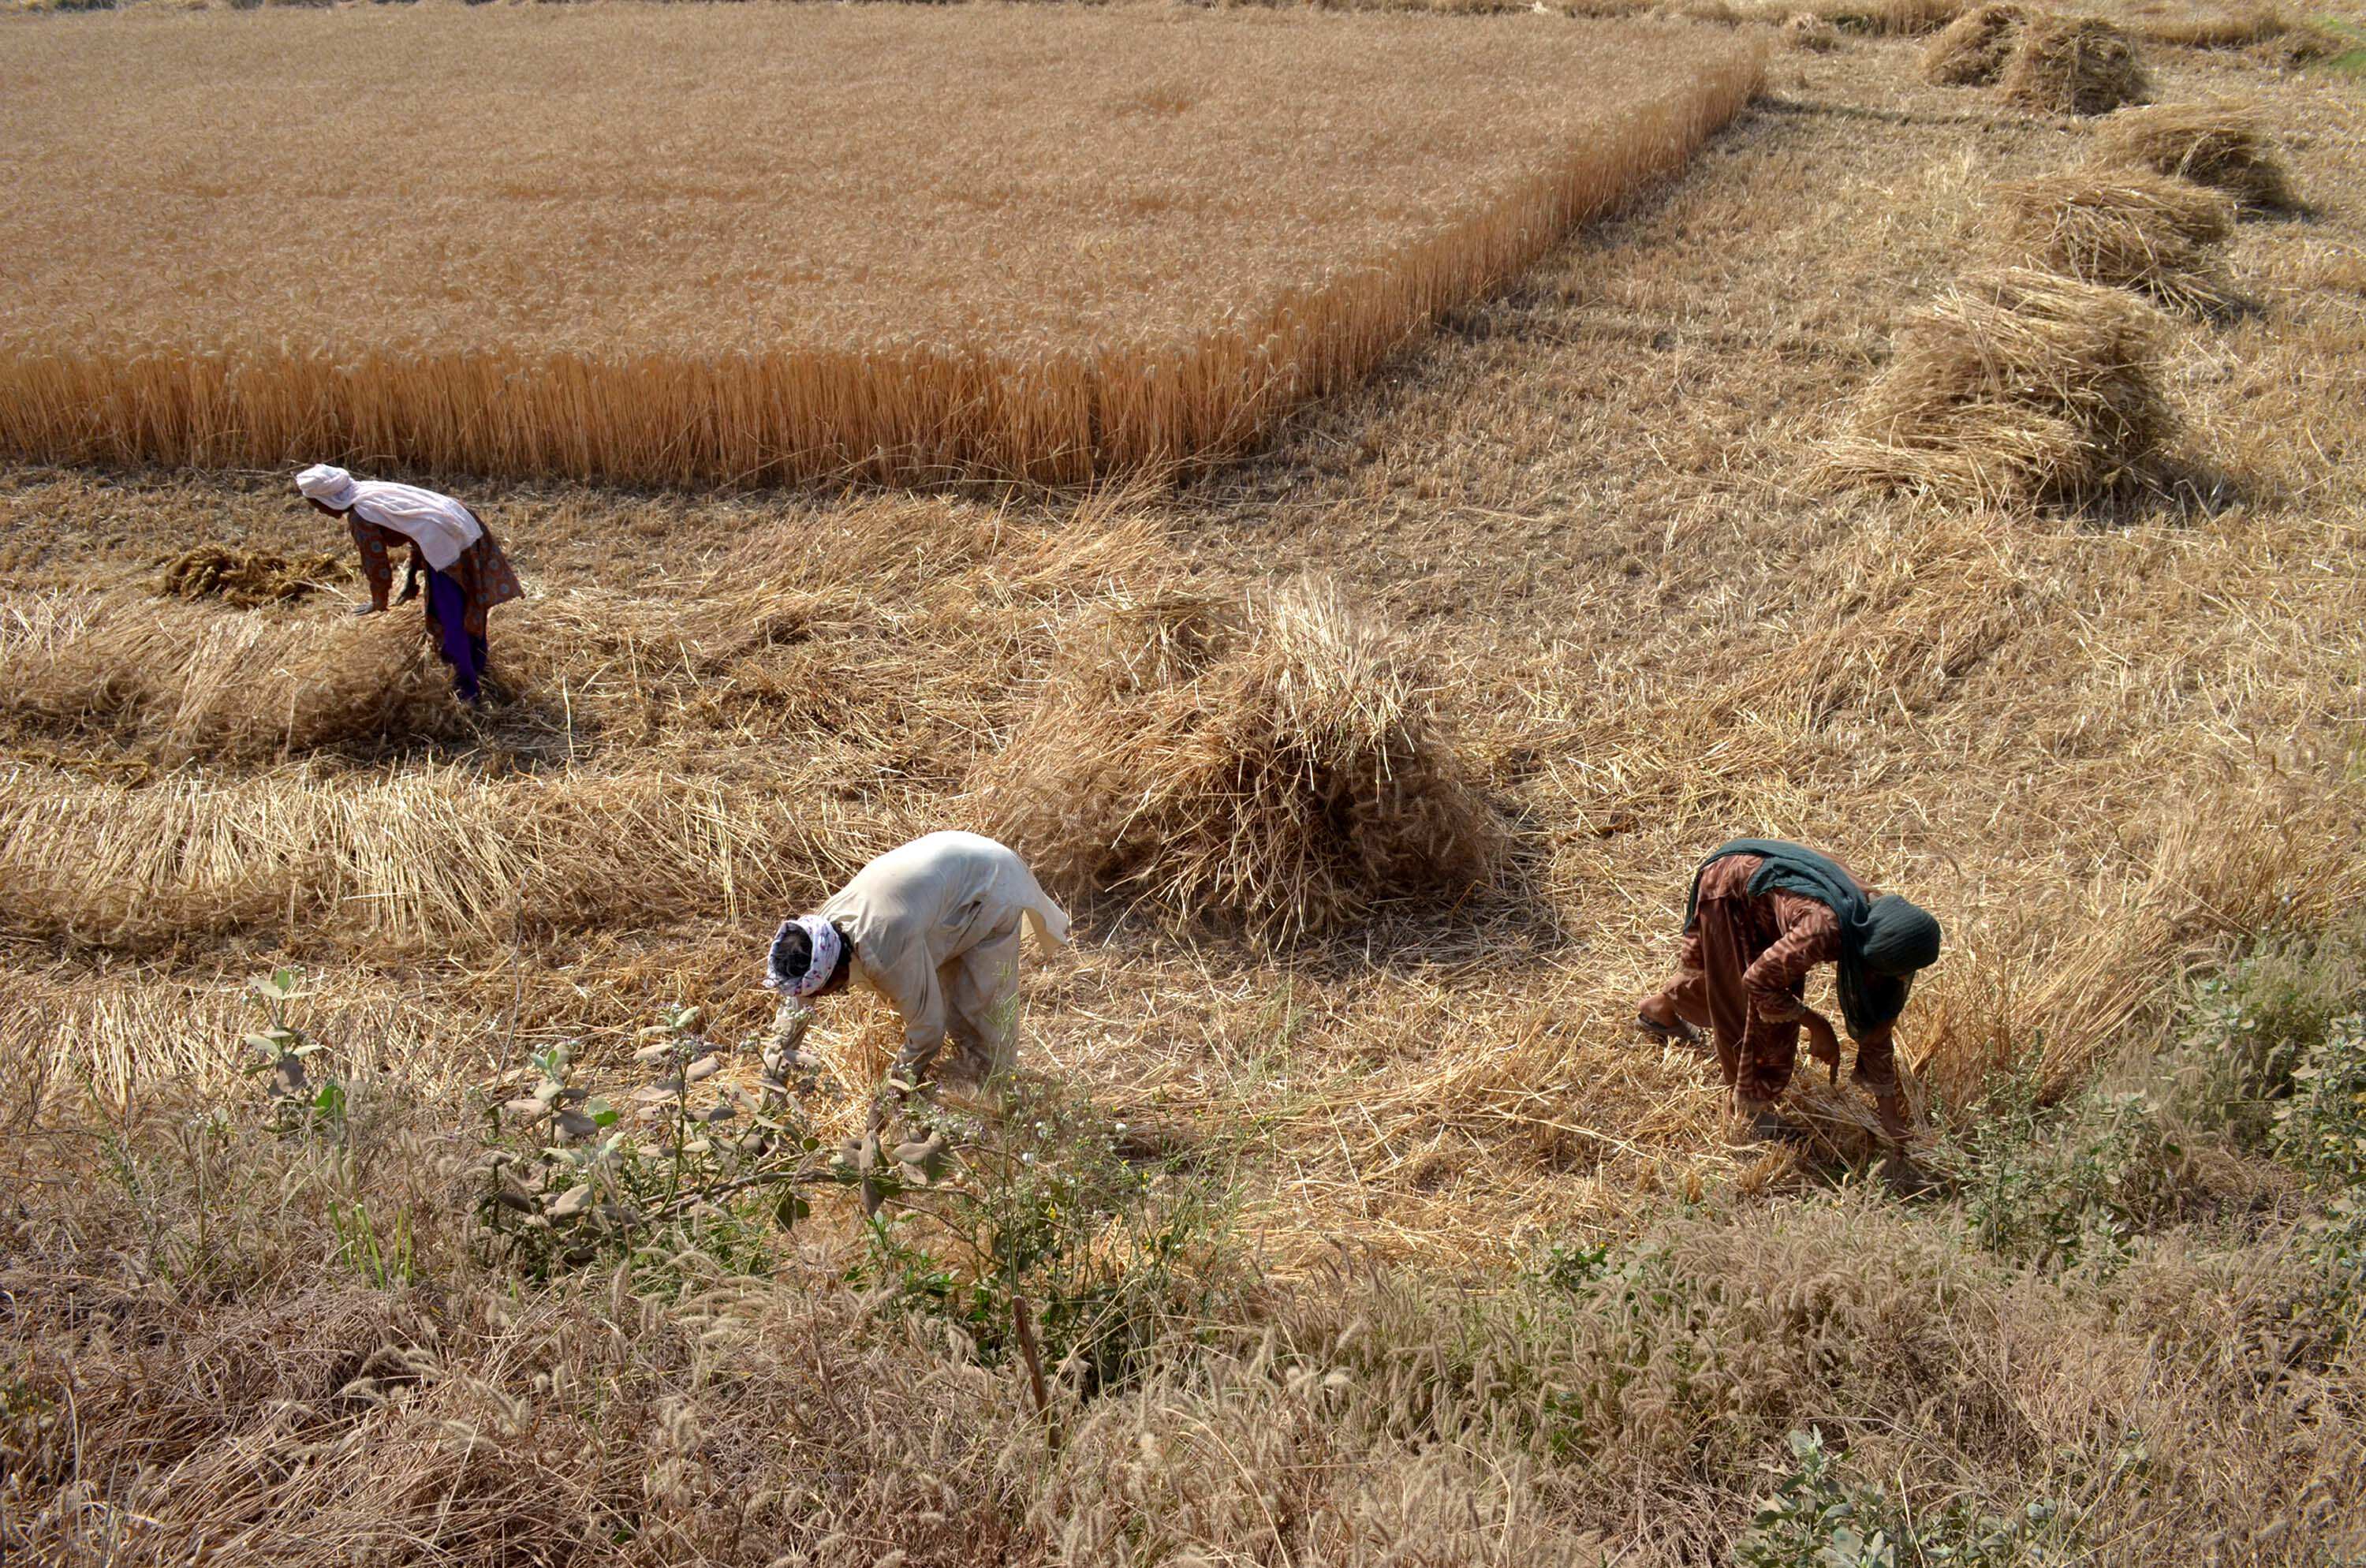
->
[1682,838,1942,1043]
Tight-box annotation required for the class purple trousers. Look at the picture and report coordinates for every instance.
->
[424,569,489,703]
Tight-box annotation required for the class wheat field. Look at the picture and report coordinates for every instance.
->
[6,4,2366,1563]
[0,6,1759,483]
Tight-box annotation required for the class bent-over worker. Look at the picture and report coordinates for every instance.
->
[765,831,1071,1095]
[295,465,522,704]
[1636,838,1941,1148]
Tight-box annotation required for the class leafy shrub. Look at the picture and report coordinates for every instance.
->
[1953,1062,2193,1272]
[853,1077,1232,1397]
[2170,933,2364,1148]
[2271,1013,2366,1190]
[1950,934,2366,1271]
[473,1003,853,1285]
[238,966,349,1135]
[447,984,1234,1394]
[2271,1011,2366,1332]
[1530,1238,1614,1293]
[1741,1429,2073,1568]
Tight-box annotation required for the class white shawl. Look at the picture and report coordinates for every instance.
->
[296,465,483,571]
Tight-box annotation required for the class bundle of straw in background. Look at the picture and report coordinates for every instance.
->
[3,595,476,764]
[1922,4,2148,114]
[978,583,1506,946]
[1921,2,2034,84]
[2000,15,2148,115]
[2092,99,2301,212]
[1994,170,2237,314]
[155,545,349,609]
[1812,267,2176,509]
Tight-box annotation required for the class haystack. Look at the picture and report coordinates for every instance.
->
[976,584,1506,946]
[1784,12,1842,51]
[1920,2,2032,84]
[1924,6,2148,110]
[155,545,348,608]
[2000,15,2148,114]
[2092,99,2298,211]
[1995,170,2236,313]
[1812,267,2176,510]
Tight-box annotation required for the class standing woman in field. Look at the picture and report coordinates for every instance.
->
[295,465,522,704]
[1636,838,1941,1152]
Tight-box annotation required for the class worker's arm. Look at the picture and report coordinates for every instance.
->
[347,517,394,614]
[397,547,424,605]
[861,928,949,1086]
[1741,904,1836,1022]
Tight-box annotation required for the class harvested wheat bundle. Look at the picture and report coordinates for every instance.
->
[1781,1075,1902,1167]
[1921,2,2032,83]
[2001,14,2148,114]
[1995,170,2236,313]
[155,545,348,608]
[2,595,476,763]
[1812,267,2177,509]
[976,584,1505,946]
[2092,99,2299,212]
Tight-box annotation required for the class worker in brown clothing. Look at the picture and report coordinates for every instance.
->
[1636,838,1941,1148]
[295,465,524,704]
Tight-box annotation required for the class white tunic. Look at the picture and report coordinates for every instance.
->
[819,831,1069,1080]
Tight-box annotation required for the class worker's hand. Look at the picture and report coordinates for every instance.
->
[394,584,419,605]
[1802,1009,1842,1066]
[349,603,383,617]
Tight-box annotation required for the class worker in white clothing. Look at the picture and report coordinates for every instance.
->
[764,831,1071,1092]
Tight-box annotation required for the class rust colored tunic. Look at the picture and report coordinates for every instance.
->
[349,516,523,639]
[1660,853,1900,1102]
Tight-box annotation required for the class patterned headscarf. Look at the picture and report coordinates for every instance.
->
[765,916,844,999]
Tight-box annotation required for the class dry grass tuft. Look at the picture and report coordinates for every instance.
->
[977,583,1506,946]
[155,544,348,607]
[2092,99,2301,211]
[1921,1,2034,83]
[1995,170,2237,312]
[2131,3,2282,47]
[2248,16,2355,66]
[1812,267,2178,510]
[2001,14,2150,114]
